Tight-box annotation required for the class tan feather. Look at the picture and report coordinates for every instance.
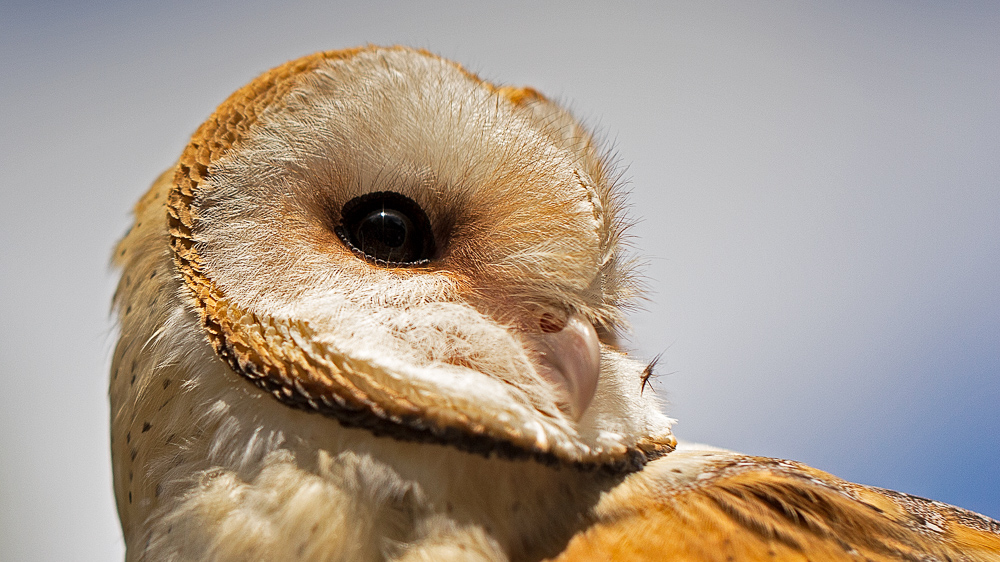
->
[551,449,1000,561]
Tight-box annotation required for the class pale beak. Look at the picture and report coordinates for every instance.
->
[524,313,601,420]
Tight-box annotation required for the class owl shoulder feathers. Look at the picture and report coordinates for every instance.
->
[555,448,1000,561]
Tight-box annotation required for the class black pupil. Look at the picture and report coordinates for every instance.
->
[336,191,434,265]
[355,209,411,258]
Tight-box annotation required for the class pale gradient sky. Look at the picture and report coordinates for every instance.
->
[1,1,997,560]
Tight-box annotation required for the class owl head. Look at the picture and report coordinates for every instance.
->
[147,46,673,474]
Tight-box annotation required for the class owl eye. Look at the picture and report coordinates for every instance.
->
[335,191,436,265]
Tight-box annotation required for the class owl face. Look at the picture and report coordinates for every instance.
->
[166,47,674,471]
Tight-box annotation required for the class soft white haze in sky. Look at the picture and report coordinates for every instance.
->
[1,1,997,560]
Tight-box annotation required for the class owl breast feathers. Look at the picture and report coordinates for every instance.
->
[110,46,1000,561]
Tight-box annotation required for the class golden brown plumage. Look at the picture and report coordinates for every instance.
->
[553,449,1000,561]
[111,46,1000,561]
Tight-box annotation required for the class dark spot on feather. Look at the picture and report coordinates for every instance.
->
[142,422,152,433]
[200,468,225,489]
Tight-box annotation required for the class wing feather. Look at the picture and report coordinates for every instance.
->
[551,450,1000,561]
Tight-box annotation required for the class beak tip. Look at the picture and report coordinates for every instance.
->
[528,313,602,421]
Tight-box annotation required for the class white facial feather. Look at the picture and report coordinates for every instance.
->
[182,49,672,454]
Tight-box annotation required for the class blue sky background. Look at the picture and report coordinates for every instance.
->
[1,1,997,559]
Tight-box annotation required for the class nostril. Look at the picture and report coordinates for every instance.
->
[539,312,567,333]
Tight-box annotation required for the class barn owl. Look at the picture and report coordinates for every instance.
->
[110,46,1000,561]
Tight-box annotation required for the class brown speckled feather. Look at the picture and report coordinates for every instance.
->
[552,449,1000,561]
